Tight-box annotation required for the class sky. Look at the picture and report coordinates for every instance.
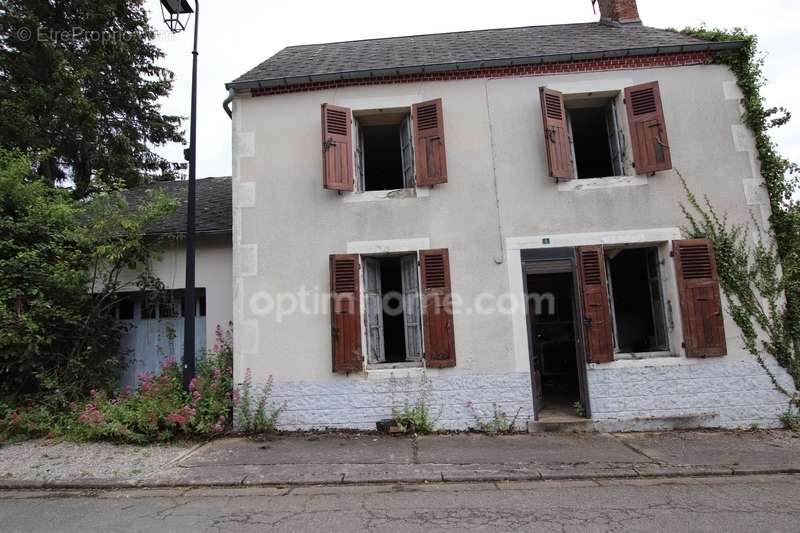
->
[145,0,800,179]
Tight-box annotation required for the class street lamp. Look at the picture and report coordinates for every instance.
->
[160,0,199,391]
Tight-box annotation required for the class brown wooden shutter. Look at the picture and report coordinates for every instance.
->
[412,99,448,186]
[420,249,455,368]
[329,254,363,373]
[321,104,354,191]
[577,246,614,363]
[624,81,672,174]
[672,239,727,357]
[539,87,573,180]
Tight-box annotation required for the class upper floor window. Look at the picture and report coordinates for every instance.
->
[354,109,415,191]
[321,99,448,193]
[540,81,672,181]
[565,94,624,179]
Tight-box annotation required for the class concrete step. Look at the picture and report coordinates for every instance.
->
[528,419,596,433]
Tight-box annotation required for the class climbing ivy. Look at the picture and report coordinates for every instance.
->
[679,27,799,411]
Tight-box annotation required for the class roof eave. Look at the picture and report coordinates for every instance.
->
[225,40,746,92]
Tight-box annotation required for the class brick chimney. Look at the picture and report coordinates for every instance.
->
[596,0,641,25]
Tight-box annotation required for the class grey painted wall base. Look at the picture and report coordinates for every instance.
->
[238,358,796,431]
[587,358,796,429]
[245,372,534,431]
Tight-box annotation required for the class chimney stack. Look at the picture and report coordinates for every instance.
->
[596,0,641,25]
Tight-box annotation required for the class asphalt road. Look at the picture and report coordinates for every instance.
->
[1,474,799,532]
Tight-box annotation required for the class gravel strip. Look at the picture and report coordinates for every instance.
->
[0,439,191,481]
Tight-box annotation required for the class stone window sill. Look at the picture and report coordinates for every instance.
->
[558,175,647,192]
[342,187,429,203]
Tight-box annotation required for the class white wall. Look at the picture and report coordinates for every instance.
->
[118,235,233,352]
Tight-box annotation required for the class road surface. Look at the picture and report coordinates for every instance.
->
[1,474,799,532]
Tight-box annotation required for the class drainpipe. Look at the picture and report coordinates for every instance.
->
[223,88,235,118]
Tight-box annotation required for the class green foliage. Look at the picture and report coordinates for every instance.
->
[573,401,587,418]
[467,402,521,434]
[0,149,177,401]
[0,325,235,444]
[235,370,284,433]
[681,27,800,389]
[391,373,436,434]
[0,0,185,197]
[681,178,800,402]
[780,408,800,432]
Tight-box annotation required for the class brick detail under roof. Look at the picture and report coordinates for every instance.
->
[250,51,711,98]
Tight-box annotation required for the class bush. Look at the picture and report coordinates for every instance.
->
[0,149,177,401]
[1,325,235,444]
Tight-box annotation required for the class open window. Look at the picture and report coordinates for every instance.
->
[605,246,669,354]
[363,254,422,364]
[540,82,671,180]
[323,99,447,192]
[565,93,625,179]
[353,109,415,191]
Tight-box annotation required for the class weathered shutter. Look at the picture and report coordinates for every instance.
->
[672,239,727,357]
[321,104,354,191]
[420,249,455,368]
[624,81,672,174]
[363,257,385,363]
[577,246,614,363]
[329,254,363,373]
[539,87,573,180]
[401,255,423,361]
[412,99,447,186]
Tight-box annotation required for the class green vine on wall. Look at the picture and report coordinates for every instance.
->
[678,27,800,416]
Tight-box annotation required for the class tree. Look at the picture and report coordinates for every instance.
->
[0,0,185,197]
[0,149,177,400]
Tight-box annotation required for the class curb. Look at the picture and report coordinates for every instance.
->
[1,466,798,491]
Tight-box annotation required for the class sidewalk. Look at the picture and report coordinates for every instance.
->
[1,430,798,489]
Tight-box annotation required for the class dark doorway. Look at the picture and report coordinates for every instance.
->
[526,272,581,418]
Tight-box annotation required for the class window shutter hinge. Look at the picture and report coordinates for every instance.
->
[669,250,675,257]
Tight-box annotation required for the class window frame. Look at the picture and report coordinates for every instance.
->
[564,93,628,180]
[360,251,424,368]
[603,244,672,358]
[351,107,416,193]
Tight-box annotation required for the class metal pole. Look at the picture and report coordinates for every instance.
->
[183,0,199,390]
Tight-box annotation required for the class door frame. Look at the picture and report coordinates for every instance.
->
[521,247,591,421]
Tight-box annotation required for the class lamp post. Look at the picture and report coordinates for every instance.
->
[160,0,198,390]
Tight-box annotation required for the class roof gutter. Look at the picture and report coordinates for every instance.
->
[225,40,746,92]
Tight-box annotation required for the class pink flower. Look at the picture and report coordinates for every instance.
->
[192,390,201,402]
[79,404,105,427]
[232,388,241,405]
[161,356,177,371]
[89,389,98,399]
[188,377,198,392]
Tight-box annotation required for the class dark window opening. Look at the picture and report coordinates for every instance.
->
[378,257,406,362]
[567,99,623,179]
[363,254,422,365]
[116,297,135,320]
[527,272,580,414]
[362,124,404,191]
[355,112,414,192]
[607,247,668,353]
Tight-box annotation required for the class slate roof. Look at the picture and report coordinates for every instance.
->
[122,176,231,236]
[228,22,743,90]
